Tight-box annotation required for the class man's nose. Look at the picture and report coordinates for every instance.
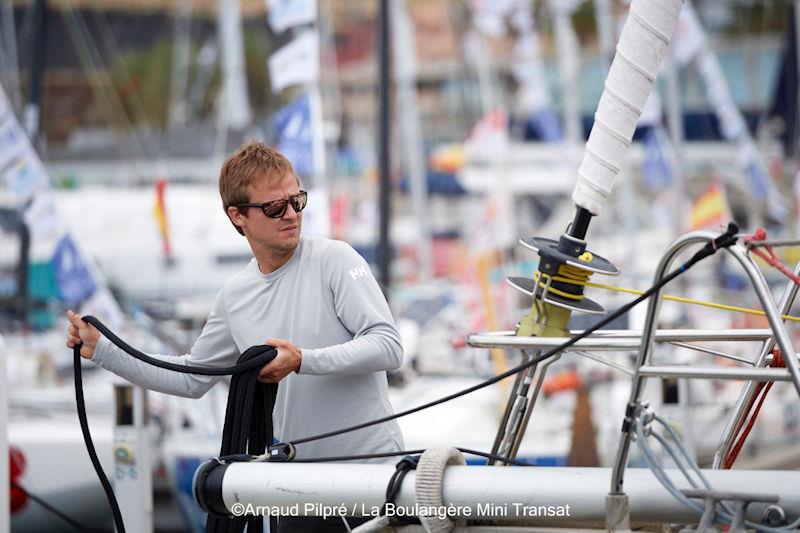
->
[283,203,300,220]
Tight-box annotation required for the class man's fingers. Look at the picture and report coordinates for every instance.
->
[66,310,85,328]
[264,338,287,347]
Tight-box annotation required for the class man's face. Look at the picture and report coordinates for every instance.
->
[236,174,303,254]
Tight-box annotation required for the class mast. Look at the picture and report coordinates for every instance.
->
[0,0,21,112]
[217,0,251,131]
[550,0,582,149]
[377,0,391,295]
[391,0,432,282]
[664,44,686,236]
[168,0,193,130]
[24,0,48,143]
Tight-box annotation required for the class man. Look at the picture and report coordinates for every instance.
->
[66,141,405,532]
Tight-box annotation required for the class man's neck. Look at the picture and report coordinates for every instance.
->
[253,243,298,275]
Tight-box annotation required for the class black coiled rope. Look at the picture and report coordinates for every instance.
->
[74,316,278,533]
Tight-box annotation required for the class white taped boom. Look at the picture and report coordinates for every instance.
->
[572,0,683,215]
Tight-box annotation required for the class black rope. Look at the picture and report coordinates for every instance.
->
[277,224,740,450]
[74,320,278,533]
[74,344,125,532]
[382,455,420,525]
[206,347,278,533]
[289,447,533,467]
[10,480,108,533]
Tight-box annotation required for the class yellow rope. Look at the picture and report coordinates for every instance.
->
[586,281,800,324]
[530,253,800,323]
[534,263,593,301]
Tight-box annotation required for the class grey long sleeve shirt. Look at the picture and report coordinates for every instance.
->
[92,236,405,461]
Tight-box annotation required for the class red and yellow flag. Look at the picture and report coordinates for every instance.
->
[153,177,172,259]
[689,183,728,231]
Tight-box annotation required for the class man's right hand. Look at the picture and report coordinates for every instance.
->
[66,310,101,359]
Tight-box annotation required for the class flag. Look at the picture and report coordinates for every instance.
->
[268,31,319,93]
[689,183,727,231]
[530,107,562,142]
[464,108,509,159]
[273,93,313,178]
[745,160,768,200]
[672,3,705,66]
[153,177,172,259]
[51,234,97,308]
[266,0,317,33]
[642,127,672,190]
[429,144,467,173]
[0,117,27,171]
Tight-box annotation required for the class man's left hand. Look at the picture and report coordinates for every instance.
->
[258,338,302,384]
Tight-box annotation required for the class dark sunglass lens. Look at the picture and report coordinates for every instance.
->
[263,201,287,218]
[291,193,307,213]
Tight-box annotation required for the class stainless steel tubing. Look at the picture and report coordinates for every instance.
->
[712,261,800,468]
[466,329,773,351]
[637,366,794,382]
[610,231,800,494]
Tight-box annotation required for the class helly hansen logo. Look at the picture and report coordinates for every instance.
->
[349,265,369,280]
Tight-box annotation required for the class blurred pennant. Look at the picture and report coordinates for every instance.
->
[266,0,316,33]
[273,93,313,178]
[689,183,727,231]
[465,108,508,160]
[51,234,97,308]
[530,107,562,142]
[429,144,466,174]
[642,127,672,190]
[268,31,319,93]
[153,177,172,259]
[745,159,768,200]
[672,3,705,66]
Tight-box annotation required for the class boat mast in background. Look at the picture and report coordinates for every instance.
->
[392,0,432,283]
[168,0,193,132]
[24,0,47,144]
[550,0,582,152]
[217,0,251,132]
[0,0,21,113]
[377,0,392,296]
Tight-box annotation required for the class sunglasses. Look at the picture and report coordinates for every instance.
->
[235,190,308,219]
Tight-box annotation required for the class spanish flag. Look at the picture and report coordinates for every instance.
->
[689,182,728,231]
[153,177,172,259]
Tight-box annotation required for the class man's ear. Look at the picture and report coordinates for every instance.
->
[227,206,246,233]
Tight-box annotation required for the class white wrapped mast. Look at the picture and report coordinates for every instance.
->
[572,0,683,217]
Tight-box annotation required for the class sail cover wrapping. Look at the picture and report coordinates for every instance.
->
[572,0,683,215]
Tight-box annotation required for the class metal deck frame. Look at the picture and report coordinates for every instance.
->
[467,230,800,516]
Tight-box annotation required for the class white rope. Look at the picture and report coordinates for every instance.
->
[415,447,466,533]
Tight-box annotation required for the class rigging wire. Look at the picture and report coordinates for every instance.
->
[87,0,166,160]
[634,413,800,533]
[60,0,151,165]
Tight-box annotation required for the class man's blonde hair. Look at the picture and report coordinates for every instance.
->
[219,140,298,235]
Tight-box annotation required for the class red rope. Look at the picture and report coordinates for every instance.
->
[744,228,800,286]
[722,348,785,469]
